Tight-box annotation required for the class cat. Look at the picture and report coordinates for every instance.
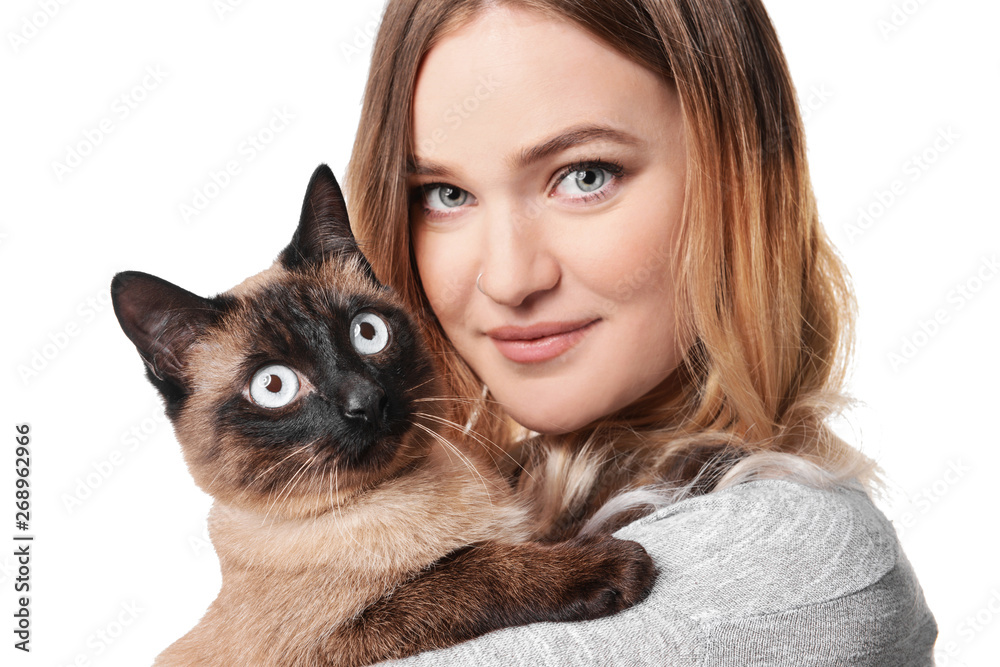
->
[110,164,656,666]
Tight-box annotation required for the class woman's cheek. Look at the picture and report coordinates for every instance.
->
[412,227,472,331]
[573,216,677,308]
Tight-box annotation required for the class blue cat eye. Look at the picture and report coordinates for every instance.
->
[249,364,300,409]
[351,312,390,355]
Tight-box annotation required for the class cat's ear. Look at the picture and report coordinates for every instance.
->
[279,164,378,283]
[111,271,220,397]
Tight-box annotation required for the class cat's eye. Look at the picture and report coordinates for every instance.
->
[350,312,390,355]
[248,364,301,409]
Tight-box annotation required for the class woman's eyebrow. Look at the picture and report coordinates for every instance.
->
[508,124,642,171]
[407,156,453,178]
[406,124,641,178]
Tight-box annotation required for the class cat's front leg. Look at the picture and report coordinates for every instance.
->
[316,535,657,666]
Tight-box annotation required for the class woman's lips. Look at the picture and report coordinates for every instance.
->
[486,319,600,363]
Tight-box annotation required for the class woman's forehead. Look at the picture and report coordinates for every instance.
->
[410,5,680,178]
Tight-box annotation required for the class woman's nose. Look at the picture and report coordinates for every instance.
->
[477,205,560,308]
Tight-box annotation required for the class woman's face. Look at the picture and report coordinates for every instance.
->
[409,6,687,434]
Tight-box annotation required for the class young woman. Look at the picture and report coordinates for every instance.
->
[345,0,938,663]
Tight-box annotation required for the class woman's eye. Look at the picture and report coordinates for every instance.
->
[563,168,606,193]
[552,162,623,200]
[422,184,474,211]
[249,364,301,409]
[350,312,390,355]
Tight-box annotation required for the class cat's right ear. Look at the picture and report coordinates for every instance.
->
[278,164,379,284]
[111,271,220,398]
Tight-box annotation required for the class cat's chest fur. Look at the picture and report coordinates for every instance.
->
[156,444,530,666]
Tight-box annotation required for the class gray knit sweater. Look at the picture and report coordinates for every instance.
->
[380,479,937,666]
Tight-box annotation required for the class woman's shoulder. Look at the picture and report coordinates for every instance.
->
[614,478,900,614]
[609,478,938,665]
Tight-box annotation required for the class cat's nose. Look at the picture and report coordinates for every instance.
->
[340,377,387,427]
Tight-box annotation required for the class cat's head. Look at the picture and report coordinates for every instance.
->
[111,165,441,518]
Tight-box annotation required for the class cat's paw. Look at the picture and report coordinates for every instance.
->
[557,535,658,619]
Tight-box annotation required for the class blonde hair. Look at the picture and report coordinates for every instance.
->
[346,0,876,492]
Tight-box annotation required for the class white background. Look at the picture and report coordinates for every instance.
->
[1,1,997,665]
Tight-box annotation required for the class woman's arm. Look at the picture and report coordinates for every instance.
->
[377,479,937,666]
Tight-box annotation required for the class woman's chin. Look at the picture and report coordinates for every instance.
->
[493,389,606,435]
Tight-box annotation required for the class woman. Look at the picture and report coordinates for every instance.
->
[346,0,937,663]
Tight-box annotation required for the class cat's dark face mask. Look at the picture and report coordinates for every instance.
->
[110,165,441,516]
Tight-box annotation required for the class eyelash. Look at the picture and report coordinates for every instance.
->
[551,159,625,203]
[411,158,626,215]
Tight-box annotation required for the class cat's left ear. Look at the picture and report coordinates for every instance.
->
[111,271,221,400]
[279,164,379,284]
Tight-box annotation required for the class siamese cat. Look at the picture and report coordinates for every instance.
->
[111,165,656,666]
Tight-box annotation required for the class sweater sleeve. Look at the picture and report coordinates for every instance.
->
[375,479,937,666]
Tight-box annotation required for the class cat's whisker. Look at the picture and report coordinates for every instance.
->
[409,395,514,439]
[412,395,503,407]
[404,376,438,396]
[205,461,231,493]
[330,463,375,557]
[283,451,320,505]
[249,442,315,490]
[332,464,341,522]
[312,460,326,518]
[411,396,510,419]
[328,465,337,515]
[261,448,319,525]
[410,422,494,508]
[412,411,535,483]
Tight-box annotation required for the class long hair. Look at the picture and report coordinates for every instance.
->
[345,0,876,498]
